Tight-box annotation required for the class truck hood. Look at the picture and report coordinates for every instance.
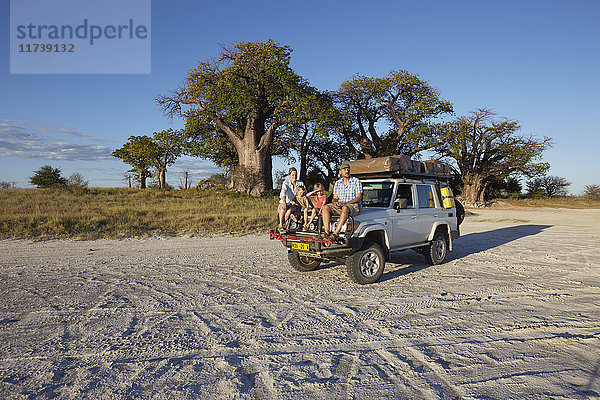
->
[353,207,390,224]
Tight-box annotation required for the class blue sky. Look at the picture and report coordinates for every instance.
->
[1,0,599,194]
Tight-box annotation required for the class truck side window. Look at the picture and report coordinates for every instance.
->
[417,185,436,208]
[395,184,414,209]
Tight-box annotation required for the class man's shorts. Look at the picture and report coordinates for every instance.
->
[327,203,361,217]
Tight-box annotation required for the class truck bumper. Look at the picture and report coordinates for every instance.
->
[270,230,363,260]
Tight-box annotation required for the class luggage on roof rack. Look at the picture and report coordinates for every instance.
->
[346,155,452,179]
[420,160,452,175]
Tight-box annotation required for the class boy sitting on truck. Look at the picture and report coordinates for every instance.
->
[293,185,312,228]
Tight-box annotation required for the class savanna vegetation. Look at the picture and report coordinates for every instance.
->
[1,185,599,240]
[0,188,278,240]
[7,40,597,241]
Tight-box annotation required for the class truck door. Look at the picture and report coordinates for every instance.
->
[388,183,420,248]
[416,184,441,242]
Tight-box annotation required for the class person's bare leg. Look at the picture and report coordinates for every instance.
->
[321,205,332,235]
[332,206,349,236]
[308,208,317,224]
[284,207,293,224]
[278,204,286,227]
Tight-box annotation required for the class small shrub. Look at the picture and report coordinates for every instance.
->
[0,181,16,189]
[148,181,174,190]
[67,172,89,189]
[583,184,600,201]
[208,173,229,188]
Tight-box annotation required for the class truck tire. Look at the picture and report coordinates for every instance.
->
[345,241,385,284]
[424,231,448,265]
[288,250,321,271]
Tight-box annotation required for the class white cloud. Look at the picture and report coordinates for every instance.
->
[0,120,113,161]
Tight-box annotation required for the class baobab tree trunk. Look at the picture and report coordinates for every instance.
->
[462,173,488,204]
[158,168,166,190]
[230,142,273,196]
[226,119,275,196]
[138,171,147,189]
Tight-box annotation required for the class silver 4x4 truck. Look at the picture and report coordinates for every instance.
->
[270,160,464,284]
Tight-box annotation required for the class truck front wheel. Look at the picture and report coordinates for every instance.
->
[346,241,385,284]
[288,251,321,271]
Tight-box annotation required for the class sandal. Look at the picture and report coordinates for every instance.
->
[328,233,338,242]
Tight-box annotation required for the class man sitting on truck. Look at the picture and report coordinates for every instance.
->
[320,162,362,241]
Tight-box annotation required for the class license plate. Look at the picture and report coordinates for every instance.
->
[291,242,309,251]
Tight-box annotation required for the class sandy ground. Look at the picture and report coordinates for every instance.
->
[0,207,599,399]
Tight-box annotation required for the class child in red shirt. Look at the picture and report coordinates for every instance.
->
[304,183,328,230]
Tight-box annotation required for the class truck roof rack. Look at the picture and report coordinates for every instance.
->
[353,171,453,181]
[345,156,453,181]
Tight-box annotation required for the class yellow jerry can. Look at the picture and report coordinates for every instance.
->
[440,186,455,209]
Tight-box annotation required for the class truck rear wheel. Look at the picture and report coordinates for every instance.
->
[288,251,321,271]
[456,200,465,225]
[424,232,448,265]
[345,241,385,284]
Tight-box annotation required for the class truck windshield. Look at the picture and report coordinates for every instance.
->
[361,182,394,207]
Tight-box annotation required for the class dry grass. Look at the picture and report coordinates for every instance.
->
[491,197,600,209]
[0,188,279,240]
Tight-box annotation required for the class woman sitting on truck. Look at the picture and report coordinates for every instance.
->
[278,167,304,232]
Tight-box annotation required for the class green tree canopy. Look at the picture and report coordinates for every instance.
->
[336,70,453,159]
[307,132,354,189]
[157,40,318,195]
[183,112,238,170]
[275,89,342,182]
[29,165,67,188]
[112,135,161,189]
[152,129,185,190]
[436,109,552,204]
